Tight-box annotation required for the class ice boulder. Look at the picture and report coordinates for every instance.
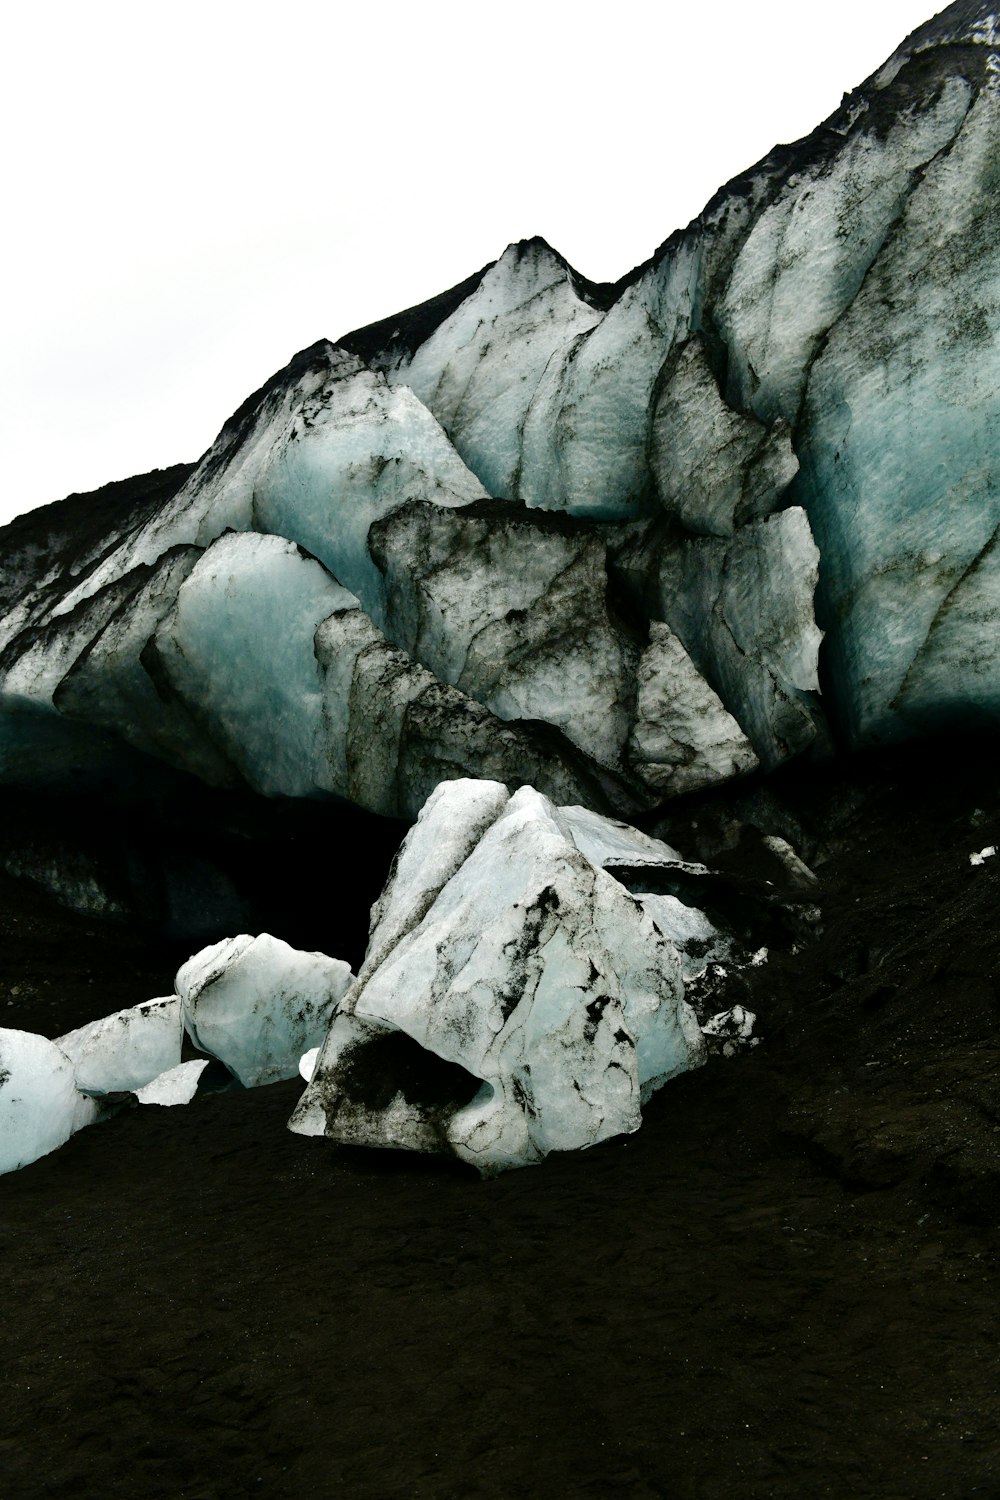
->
[290,780,707,1172]
[56,997,183,1095]
[176,933,353,1087]
[0,1029,99,1175]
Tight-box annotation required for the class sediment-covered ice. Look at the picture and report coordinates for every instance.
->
[176,933,353,1087]
[650,338,798,536]
[627,623,760,795]
[370,500,637,768]
[312,597,596,818]
[796,83,1000,744]
[653,509,824,767]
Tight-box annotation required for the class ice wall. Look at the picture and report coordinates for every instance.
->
[0,2,996,816]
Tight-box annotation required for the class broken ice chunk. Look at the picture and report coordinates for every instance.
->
[134,1059,210,1106]
[56,997,183,1095]
[0,1029,99,1175]
[291,782,707,1172]
[970,846,997,867]
[556,801,688,872]
[175,933,353,1088]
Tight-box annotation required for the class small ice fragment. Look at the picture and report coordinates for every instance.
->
[970,846,997,867]
[702,1005,757,1044]
[134,1060,210,1106]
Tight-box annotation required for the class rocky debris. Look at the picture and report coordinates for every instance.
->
[701,1004,759,1057]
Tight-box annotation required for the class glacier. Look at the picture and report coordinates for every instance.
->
[0,2,998,1173]
[4,5,995,811]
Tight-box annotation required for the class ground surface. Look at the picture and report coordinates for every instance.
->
[3,741,1000,1500]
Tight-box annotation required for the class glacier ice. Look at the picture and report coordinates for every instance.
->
[312,595,596,818]
[56,997,183,1095]
[42,345,487,635]
[0,1029,99,1175]
[152,531,354,797]
[377,239,606,502]
[797,82,1000,745]
[628,623,759,795]
[716,77,973,426]
[653,509,824,768]
[175,933,353,1088]
[650,338,798,536]
[289,780,707,1172]
[1,3,999,855]
[249,349,488,626]
[370,500,638,769]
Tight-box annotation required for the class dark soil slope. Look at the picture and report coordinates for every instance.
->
[3,739,1000,1500]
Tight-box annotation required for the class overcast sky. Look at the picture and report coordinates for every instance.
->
[0,0,942,526]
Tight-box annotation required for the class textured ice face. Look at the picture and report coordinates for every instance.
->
[370,501,638,769]
[797,85,1000,744]
[650,338,799,537]
[56,997,183,1095]
[152,531,356,797]
[384,239,606,500]
[251,356,488,627]
[176,933,353,1088]
[716,78,973,426]
[289,781,707,1172]
[312,601,597,818]
[653,509,824,768]
[627,623,760,795]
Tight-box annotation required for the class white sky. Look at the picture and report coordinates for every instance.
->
[0,0,941,526]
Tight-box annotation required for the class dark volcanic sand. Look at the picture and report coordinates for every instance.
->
[3,743,1000,1500]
